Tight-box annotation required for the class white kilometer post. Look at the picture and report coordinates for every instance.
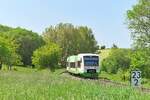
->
[131,70,141,87]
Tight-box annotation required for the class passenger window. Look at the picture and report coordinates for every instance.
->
[67,62,70,67]
[70,62,75,68]
[77,61,81,67]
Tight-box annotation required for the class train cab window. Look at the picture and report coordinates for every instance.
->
[70,62,75,68]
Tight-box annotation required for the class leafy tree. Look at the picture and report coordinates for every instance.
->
[127,0,150,48]
[1,27,44,66]
[0,24,12,33]
[0,36,20,70]
[32,43,62,71]
[127,0,150,79]
[112,43,118,49]
[130,48,150,78]
[77,26,99,53]
[100,45,106,50]
[101,49,131,74]
[43,23,99,66]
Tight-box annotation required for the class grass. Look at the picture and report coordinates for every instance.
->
[0,67,150,100]
[100,71,128,82]
[100,71,150,88]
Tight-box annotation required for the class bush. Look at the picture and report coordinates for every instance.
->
[130,48,150,78]
[32,43,62,71]
[101,48,131,74]
[117,69,130,81]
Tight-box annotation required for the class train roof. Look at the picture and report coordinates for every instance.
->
[67,55,80,62]
[67,53,99,62]
[78,53,99,57]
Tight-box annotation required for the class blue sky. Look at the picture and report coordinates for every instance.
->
[0,0,137,48]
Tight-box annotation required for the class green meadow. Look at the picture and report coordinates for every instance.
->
[0,67,149,100]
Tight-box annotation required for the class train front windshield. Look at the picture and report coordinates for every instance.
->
[83,56,99,66]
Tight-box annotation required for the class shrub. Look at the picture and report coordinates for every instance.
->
[101,48,131,74]
[32,43,62,71]
[130,48,150,78]
[117,69,130,81]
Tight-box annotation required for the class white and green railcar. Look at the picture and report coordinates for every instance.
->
[67,53,100,77]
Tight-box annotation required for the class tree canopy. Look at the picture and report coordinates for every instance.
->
[126,0,150,78]
[101,48,131,74]
[32,43,62,70]
[43,23,99,66]
[0,25,12,33]
[127,0,150,48]
[0,36,20,69]
[0,26,44,66]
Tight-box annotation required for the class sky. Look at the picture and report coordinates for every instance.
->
[0,0,137,48]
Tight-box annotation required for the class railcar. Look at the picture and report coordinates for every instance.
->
[67,53,100,77]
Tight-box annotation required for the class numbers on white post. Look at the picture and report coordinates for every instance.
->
[131,70,141,87]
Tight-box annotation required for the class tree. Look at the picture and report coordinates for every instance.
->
[1,27,44,66]
[43,23,99,66]
[32,43,62,71]
[112,43,118,49]
[100,45,106,50]
[127,0,150,79]
[0,24,12,33]
[127,0,150,48]
[0,36,20,70]
[130,48,150,78]
[101,48,131,74]
[77,26,99,53]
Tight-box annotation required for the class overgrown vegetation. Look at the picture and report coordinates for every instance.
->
[0,36,20,70]
[101,49,131,74]
[130,48,150,78]
[100,0,150,81]
[101,48,150,81]
[0,67,149,100]
[43,23,99,66]
[126,0,150,78]
[0,27,45,66]
[32,43,62,70]
[0,23,98,70]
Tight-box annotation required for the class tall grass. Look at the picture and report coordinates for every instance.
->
[0,67,149,100]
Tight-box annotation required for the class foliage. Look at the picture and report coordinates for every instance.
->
[101,49,131,74]
[43,23,99,66]
[1,27,44,66]
[101,48,150,79]
[100,45,106,50]
[0,24,12,33]
[0,36,20,69]
[127,0,150,79]
[130,48,150,78]
[99,49,110,61]
[32,43,62,70]
[111,43,118,49]
[127,0,150,48]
